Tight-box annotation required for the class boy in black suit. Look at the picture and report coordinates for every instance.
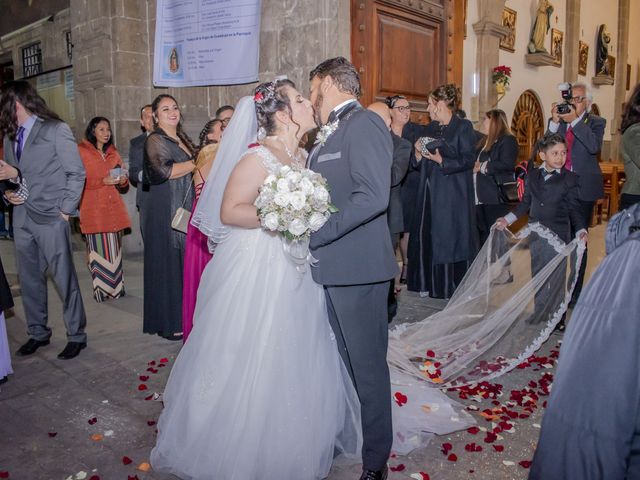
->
[495,133,587,330]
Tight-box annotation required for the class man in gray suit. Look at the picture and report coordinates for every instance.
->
[547,82,605,305]
[0,81,87,360]
[309,57,397,480]
[128,104,153,237]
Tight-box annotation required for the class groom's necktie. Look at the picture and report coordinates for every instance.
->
[15,126,25,162]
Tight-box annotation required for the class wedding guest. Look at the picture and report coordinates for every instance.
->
[78,117,131,302]
[407,84,477,299]
[387,94,419,283]
[474,109,519,246]
[182,119,221,341]
[0,80,87,360]
[0,256,14,384]
[368,102,410,321]
[620,83,640,210]
[143,94,196,340]
[496,134,587,330]
[215,105,234,128]
[128,104,153,237]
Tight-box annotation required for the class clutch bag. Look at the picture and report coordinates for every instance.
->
[171,207,191,234]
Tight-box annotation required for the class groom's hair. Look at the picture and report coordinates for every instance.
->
[309,57,361,99]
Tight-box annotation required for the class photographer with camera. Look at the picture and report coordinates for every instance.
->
[547,82,605,306]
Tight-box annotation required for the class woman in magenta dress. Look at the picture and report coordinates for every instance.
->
[182,119,223,341]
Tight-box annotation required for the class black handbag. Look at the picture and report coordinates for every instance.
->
[492,171,519,204]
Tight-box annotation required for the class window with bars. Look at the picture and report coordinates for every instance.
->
[65,31,72,61]
[22,42,42,77]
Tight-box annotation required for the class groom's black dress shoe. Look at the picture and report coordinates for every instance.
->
[57,342,86,360]
[359,465,388,480]
[16,338,50,356]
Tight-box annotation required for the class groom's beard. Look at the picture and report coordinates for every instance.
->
[313,92,324,127]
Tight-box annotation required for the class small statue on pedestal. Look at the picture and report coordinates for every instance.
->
[595,24,611,77]
[528,0,554,53]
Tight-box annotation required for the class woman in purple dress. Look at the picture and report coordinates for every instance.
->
[182,119,222,341]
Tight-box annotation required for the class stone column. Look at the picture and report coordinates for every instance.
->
[564,0,581,82]
[472,0,508,120]
[610,0,630,161]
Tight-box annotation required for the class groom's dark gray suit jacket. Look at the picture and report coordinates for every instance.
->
[309,101,398,285]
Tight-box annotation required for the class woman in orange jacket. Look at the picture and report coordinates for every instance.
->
[78,117,131,302]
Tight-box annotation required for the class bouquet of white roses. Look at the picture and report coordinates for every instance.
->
[255,164,337,241]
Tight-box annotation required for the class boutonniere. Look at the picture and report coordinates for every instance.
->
[315,119,340,147]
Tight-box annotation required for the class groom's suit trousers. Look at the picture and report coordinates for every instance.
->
[324,282,392,471]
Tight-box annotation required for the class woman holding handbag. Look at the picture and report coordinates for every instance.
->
[182,120,222,342]
[143,94,196,340]
[474,109,519,246]
[78,117,131,302]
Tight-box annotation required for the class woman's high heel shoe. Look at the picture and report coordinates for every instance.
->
[399,264,407,284]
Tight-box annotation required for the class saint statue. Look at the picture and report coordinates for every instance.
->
[528,0,554,54]
[595,24,611,76]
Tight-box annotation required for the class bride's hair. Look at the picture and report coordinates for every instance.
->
[254,79,300,137]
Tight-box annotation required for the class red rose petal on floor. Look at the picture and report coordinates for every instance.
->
[467,426,480,435]
[127,476,139,480]
[393,392,408,407]
[426,350,436,358]
[139,375,149,382]
[144,394,153,401]
[493,444,505,452]
[88,417,97,425]
[148,361,156,366]
[484,432,498,443]
[0,472,8,478]
[147,420,156,426]
[89,476,100,480]
[138,384,148,391]
[441,442,453,455]
[519,460,532,469]
[122,456,133,465]
[447,453,458,462]
[159,357,169,363]
[389,464,405,472]
[158,363,166,368]
[48,432,57,437]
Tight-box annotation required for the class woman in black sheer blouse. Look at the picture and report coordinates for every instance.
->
[142,94,196,340]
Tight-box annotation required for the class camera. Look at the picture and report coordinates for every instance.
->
[556,82,574,115]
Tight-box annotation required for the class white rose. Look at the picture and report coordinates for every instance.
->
[308,212,327,232]
[280,165,292,175]
[313,186,329,203]
[276,178,290,193]
[263,212,279,231]
[299,177,315,195]
[264,174,276,185]
[289,191,307,210]
[288,218,307,237]
[286,171,301,184]
[274,192,289,207]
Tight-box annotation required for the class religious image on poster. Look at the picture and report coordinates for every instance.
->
[154,0,262,87]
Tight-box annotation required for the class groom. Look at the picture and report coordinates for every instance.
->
[308,57,397,480]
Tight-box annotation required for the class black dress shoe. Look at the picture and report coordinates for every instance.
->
[360,465,388,480]
[57,342,86,360]
[0,376,7,384]
[16,338,50,356]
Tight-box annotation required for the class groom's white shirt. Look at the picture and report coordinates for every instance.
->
[331,98,357,115]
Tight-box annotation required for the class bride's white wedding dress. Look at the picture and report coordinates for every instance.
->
[151,147,473,480]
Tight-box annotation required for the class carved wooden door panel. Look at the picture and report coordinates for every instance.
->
[351,0,464,124]
[511,90,545,164]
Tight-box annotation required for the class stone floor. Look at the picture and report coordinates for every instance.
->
[0,224,608,480]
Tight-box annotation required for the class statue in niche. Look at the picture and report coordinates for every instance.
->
[528,0,554,53]
[595,24,611,76]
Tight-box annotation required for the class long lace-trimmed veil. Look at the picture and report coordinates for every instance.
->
[389,223,585,388]
[190,96,257,247]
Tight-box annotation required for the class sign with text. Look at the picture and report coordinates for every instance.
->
[153,0,262,87]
